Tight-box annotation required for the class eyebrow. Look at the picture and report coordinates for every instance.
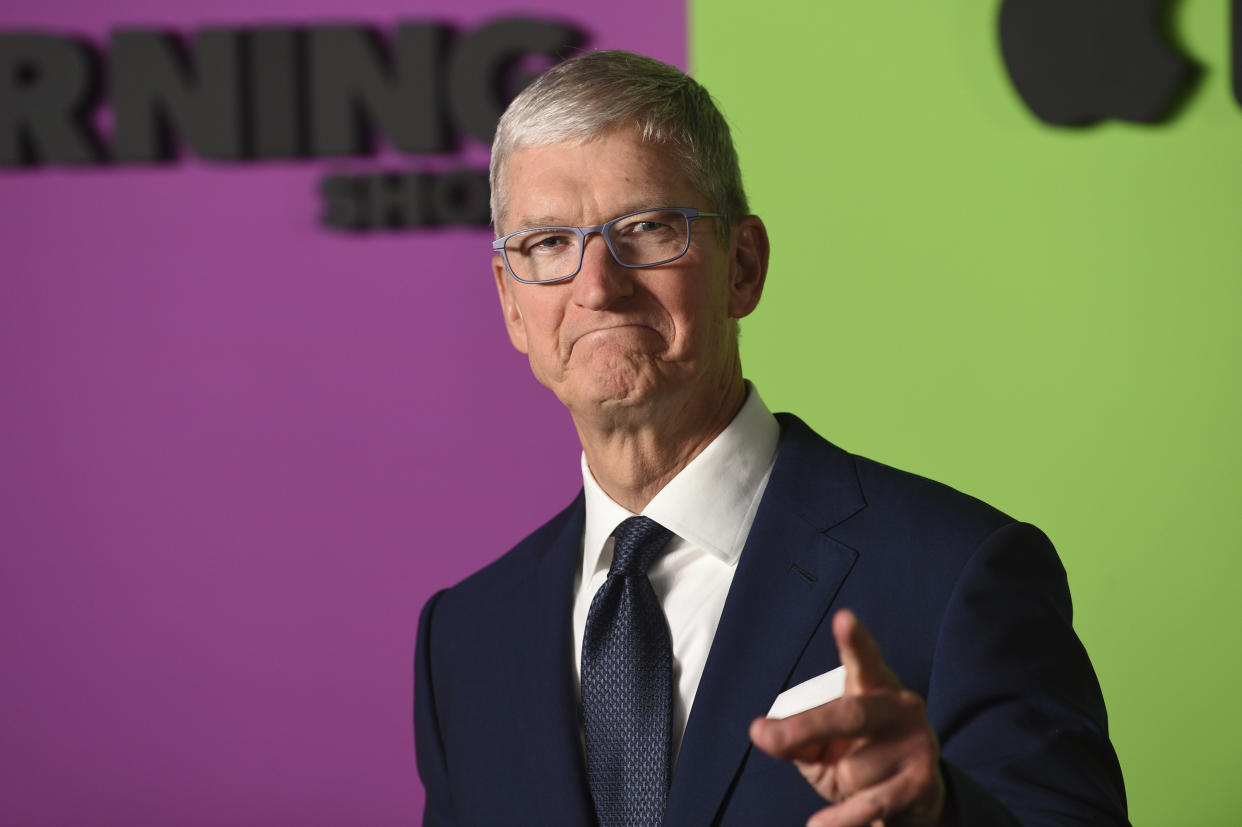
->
[511,204,677,231]
[512,215,569,229]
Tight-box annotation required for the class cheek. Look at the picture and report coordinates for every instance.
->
[517,298,567,359]
[672,282,731,348]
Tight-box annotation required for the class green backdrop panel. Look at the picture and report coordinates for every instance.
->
[692,1,1241,824]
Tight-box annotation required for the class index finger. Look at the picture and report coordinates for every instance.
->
[833,609,901,694]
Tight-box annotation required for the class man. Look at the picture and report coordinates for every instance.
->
[415,50,1127,826]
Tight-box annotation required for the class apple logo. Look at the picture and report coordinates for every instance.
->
[999,0,1200,126]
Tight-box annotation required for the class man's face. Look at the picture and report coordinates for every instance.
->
[492,128,766,424]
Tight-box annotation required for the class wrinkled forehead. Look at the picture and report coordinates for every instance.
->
[495,128,695,232]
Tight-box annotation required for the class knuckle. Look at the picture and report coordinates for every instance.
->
[907,758,934,791]
[818,765,845,802]
[801,761,832,789]
[911,720,940,754]
[835,760,859,795]
[839,697,868,732]
[858,787,892,821]
[895,688,926,714]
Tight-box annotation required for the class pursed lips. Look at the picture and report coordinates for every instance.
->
[567,323,659,353]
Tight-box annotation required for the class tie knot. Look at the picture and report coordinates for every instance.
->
[609,516,673,577]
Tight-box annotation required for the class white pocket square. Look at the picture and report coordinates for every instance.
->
[766,666,847,719]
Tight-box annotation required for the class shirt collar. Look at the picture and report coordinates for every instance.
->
[580,383,780,579]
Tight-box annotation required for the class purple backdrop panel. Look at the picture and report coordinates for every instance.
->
[0,1,684,824]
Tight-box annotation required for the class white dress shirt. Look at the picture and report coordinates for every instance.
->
[572,384,781,760]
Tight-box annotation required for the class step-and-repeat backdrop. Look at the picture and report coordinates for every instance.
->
[1,1,680,823]
[4,1,1239,823]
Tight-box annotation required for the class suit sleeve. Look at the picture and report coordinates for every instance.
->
[414,589,458,827]
[928,522,1129,826]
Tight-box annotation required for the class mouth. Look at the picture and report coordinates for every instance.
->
[580,323,651,339]
[569,323,657,353]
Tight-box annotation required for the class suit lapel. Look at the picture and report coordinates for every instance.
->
[665,415,865,826]
[506,493,597,824]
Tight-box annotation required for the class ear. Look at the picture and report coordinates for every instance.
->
[493,254,529,354]
[726,215,770,319]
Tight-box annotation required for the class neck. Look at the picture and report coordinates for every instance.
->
[573,373,747,513]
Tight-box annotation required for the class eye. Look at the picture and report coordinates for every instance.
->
[616,218,670,235]
[517,230,575,256]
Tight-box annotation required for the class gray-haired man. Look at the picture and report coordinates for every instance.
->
[415,50,1127,827]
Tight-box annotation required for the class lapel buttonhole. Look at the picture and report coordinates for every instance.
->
[789,563,818,584]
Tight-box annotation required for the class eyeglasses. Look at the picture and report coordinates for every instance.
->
[492,206,722,285]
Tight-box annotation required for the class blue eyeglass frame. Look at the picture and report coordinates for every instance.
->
[491,206,722,285]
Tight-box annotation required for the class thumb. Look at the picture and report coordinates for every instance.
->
[833,608,900,693]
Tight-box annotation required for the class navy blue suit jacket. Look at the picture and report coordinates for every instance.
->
[415,415,1128,825]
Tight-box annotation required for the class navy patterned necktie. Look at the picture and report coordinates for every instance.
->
[581,516,676,827]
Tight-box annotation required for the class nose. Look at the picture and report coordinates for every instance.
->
[571,231,633,310]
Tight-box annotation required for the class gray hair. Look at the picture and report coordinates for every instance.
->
[489,50,748,239]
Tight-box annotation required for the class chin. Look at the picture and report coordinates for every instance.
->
[561,370,663,418]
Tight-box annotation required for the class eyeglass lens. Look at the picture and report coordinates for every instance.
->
[503,209,692,283]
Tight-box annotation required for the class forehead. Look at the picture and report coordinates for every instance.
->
[503,129,698,228]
